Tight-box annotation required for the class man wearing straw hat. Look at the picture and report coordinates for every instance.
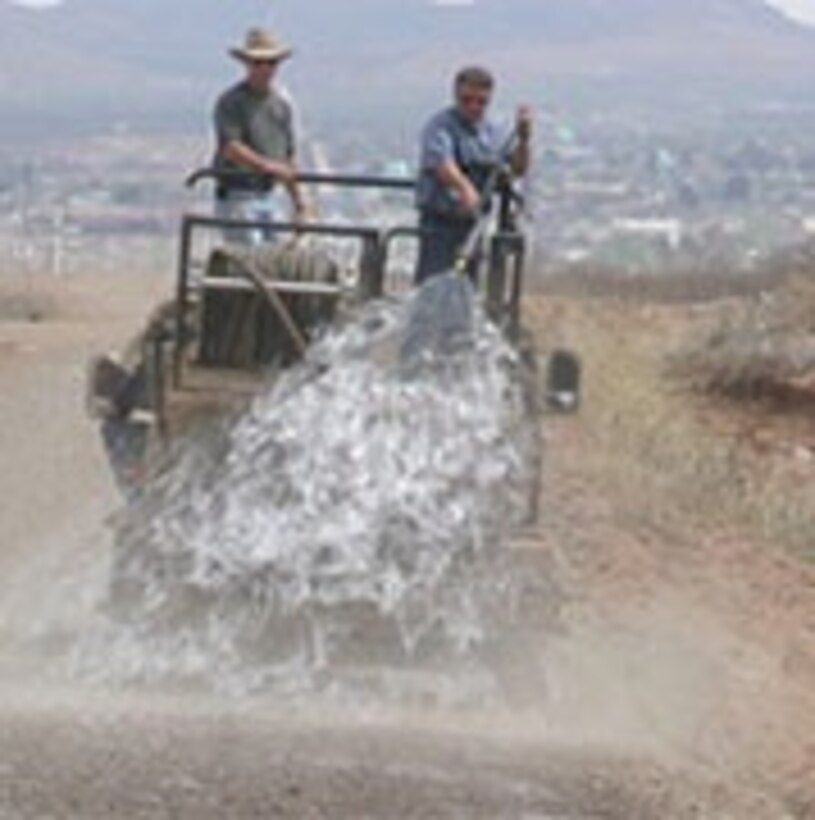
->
[213,28,307,243]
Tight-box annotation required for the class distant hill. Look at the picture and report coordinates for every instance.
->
[1,0,814,134]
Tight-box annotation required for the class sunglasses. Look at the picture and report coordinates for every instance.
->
[250,58,280,67]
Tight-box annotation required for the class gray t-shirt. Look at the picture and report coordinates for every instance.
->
[213,81,295,183]
[416,106,507,217]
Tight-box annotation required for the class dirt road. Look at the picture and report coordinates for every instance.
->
[0,274,812,818]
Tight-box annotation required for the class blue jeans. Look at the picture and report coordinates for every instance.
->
[414,211,479,285]
[215,190,285,246]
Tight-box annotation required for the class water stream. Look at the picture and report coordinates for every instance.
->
[76,295,542,697]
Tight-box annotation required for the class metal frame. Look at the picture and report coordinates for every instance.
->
[173,215,387,386]
[173,170,527,386]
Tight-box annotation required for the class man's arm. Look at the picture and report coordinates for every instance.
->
[221,140,295,185]
[435,161,482,214]
[422,118,482,215]
[221,141,305,217]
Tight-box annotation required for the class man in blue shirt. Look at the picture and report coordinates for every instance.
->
[415,66,532,284]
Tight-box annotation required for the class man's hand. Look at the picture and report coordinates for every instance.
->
[262,159,298,187]
[436,160,482,215]
[516,105,533,144]
[263,158,309,226]
[457,181,482,215]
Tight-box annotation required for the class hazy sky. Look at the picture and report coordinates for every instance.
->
[768,0,815,22]
[8,0,815,25]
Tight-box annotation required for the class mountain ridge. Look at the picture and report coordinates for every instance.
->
[1,0,814,129]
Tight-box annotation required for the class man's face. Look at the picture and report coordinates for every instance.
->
[455,83,492,124]
[246,58,280,88]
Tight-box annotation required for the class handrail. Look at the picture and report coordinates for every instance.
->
[186,167,417,192]
[176,214,383,239]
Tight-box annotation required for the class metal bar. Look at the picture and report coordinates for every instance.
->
[497,182,515,233]
[479,231,526,333]
[183,214,382,242]
[186,167,416,192]
[149,335,168,440]
[507,236,526,340]
[173,215,194,389]
[201,277,342,297]
[357,232,389,301]
[301,172,415,191]
[486,235,508,324]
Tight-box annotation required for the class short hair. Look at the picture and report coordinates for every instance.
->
[454,66,495,93]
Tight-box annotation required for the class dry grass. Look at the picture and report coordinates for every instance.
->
[528,292,815,562]
[0,277,57,323]
[534,241,815,306]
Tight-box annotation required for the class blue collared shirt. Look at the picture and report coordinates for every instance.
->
[416,106,508,217]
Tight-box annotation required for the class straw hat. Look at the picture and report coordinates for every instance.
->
[230,28,293,63]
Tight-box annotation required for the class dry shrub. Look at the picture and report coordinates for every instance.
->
[674,266,815,407]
